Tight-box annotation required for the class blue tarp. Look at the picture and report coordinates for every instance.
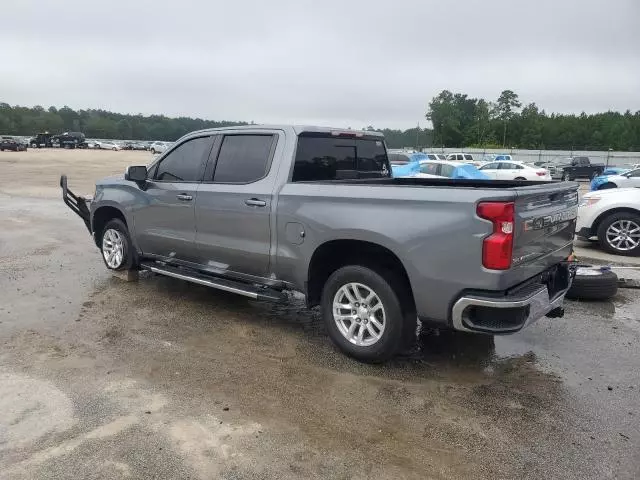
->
[390,153,427,177]
[450,164,490,179]
[590,168,629,190]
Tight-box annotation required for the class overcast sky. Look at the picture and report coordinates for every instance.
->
[1,0,638,129]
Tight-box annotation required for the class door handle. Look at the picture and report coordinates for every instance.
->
[245,198,266,207]
[177,193,193,201]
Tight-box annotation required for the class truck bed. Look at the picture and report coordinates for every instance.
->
[301,177,560,189]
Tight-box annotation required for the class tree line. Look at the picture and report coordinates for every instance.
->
[0,103,246,142]
[1,95,638,151]
[426,90,640,151]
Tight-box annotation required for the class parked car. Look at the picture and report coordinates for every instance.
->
[576,188,640,256]
[123,142,148,151]
[553,156,605,181]
[389,152,429,177]
[479,161,552,181]
[94,141,121,151]
[414,160,490,180]
[52,132,86,149]
[60,125,577,362]
[0,137,27,151]
[149,141,169,154]
[590,169,640,191]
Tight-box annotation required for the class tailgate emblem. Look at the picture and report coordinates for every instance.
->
[524,209,577,231]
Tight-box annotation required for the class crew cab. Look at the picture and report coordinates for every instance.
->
[554,156,605,181]
[61,125,577,362]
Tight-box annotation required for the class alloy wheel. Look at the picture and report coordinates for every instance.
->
[102,228,125,268]
[606,219,640,252]
[332,282,386,346]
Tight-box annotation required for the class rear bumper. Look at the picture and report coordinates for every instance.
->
[451,264,572,334]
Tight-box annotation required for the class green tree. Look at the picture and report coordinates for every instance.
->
[494,90,521,147]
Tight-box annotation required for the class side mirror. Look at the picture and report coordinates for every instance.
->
[125,165,147,182]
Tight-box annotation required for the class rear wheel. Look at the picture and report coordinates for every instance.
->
[597,212,640,256]
[515,176,526,180]
[562,172,572,181]
[321,265,409,362]
[99,219,135,270]
[150,148,156,154]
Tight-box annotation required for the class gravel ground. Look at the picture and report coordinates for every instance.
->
[0,149,638,479]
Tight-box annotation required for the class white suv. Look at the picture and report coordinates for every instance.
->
[446,152,474,163]
[576,188,640,256]
[149,141,169,154]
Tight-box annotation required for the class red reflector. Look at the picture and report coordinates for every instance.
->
[477,201,515,270]
[330,131,364,138]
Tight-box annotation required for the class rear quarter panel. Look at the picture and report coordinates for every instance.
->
[275,183,520,321]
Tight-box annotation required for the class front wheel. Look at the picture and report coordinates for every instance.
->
[30,143,37,148]
[112,147,117,151]
[321,265,408,362]
[597,212,640,256]
[150,148,156,154]
[514,176,526,180]
[100,219,135,270]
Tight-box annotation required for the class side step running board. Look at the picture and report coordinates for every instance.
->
[139,261,286,302]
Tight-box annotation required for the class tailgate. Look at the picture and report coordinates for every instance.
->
[512,182,578,268]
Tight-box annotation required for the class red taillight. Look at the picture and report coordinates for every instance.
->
[536,171,546,176]
[477,201,515,270]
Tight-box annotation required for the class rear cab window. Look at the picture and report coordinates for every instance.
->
[292,133,390,181]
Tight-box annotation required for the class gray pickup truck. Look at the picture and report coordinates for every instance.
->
[61,125,578,361]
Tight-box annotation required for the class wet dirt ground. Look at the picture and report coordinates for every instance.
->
[1,151,639,479]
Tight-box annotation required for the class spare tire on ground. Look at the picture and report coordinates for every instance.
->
[566,266,618,300]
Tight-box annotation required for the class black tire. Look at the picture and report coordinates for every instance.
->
[30,143,37,148]
[99,219,136,271]
[597,212,640,256]
[514,177,526,180]
[321,265,410,362]
[150,148,156,154]
[566,268,618,300]
[112,147,117,151]
[562,172,572,181]
[597,182,616,190]
[591,171,600,179]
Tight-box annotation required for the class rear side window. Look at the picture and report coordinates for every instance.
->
[481,163,498,170]
[456,154,464,161]
[463,154,473,161]
[155,136,212,182]
[292,135,390,181]
[213,135,275,183]
[440,164,456,177]
[427,154,437,160]
[420,162,439,175]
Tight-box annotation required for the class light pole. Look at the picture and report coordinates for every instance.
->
[606,148,612,168]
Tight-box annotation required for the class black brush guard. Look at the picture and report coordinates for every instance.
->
[60,175,91,232]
